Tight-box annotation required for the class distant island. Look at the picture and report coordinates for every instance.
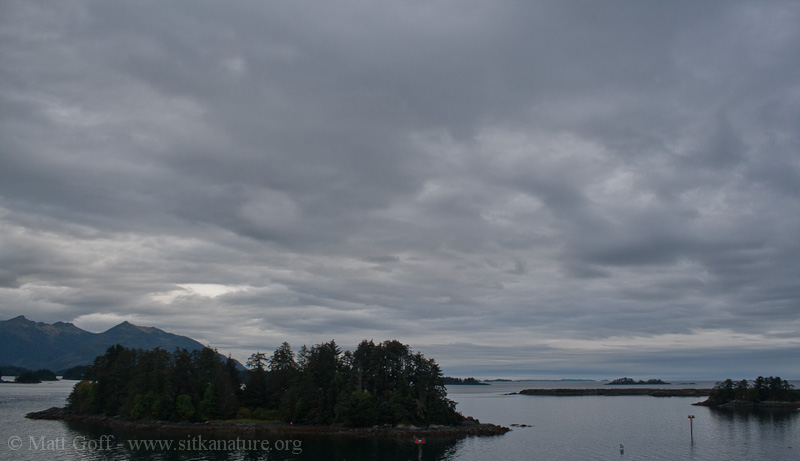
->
[14,369,58,384]
[443,377,488,385]
[484,378,596,383]
[514,388,709,397]
[606,377,670,385]
[0,366,59,384]
[0,365,90,383]
[694,376,800,409]
[29,341,508,437]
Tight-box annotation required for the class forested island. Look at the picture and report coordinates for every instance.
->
[606,377,670,385]
[443,376,487,385]
[694,376,800,409]
[28,341,508,436]
[514,388,710,397]
[15,369,58,383]
[0,367,58,383]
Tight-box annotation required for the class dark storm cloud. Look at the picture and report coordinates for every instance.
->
[1,0,799,377]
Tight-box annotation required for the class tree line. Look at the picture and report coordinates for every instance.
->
[0,365,90,382]
[442,376,486,385]
[0,368,58,383]
[708,376,799,404]
[67,340,463,427]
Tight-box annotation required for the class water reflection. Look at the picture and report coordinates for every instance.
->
[62,421,463,461]
[706,406,799,454]
[708,407,800,425]
[5,382,799,460]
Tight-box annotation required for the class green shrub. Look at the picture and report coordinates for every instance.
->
[176,394,196,420]
[252,407,280,421]
[67,380,96,412]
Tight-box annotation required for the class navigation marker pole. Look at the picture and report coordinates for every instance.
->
[415,437,426,460]
[688,415,695,443]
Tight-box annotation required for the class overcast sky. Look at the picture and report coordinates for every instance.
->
[2,0,799,380]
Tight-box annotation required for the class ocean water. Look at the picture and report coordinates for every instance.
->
[448,382,799,460]
[1,379,798,460]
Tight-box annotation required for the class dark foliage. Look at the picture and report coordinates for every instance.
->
[708,376,799,404]
[14,369,57,383]
[67,345,238,421]
[67,340,463,427]
[61,365,91,380]
[36,369,58,381]
[15,370,42,383]
[443,376,486,385]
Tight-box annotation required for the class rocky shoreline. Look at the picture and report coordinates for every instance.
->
[26,407,510,438]
[513,388,711,397]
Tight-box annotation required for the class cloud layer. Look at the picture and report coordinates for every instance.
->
[2,0,799,378]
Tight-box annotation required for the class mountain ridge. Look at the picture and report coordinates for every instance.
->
[0,315,228,373]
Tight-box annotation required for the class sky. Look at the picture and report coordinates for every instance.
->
[1,0,799,380]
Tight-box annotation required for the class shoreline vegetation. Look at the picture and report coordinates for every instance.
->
[442,376,488,385]
[26,407,509,437]
[34,341,509,438]
[511,388,711,397]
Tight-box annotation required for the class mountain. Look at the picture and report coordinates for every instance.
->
[0,315,228,373]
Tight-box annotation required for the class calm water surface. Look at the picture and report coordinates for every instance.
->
[1,380,798,460]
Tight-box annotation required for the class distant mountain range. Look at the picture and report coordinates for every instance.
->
[0,315,229,373]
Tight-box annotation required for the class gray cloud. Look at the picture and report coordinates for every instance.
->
[1,0,799,378]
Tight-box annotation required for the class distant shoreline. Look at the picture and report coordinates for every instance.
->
[445,382,490,386]
[26,407,510,438]
[512,388,711,397]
